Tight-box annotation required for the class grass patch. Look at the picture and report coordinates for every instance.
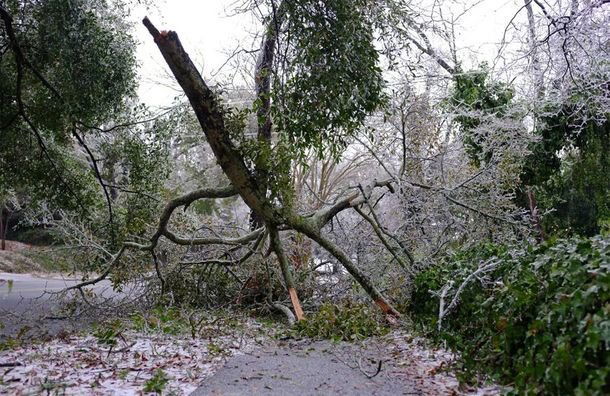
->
[20,249,75,273]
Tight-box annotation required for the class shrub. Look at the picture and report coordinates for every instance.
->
[130,306,186,335]
[293,302,389,342]
[93,319,124,347]
[410,236,610,395]
[163,266,238,307]
[143,369,169,394]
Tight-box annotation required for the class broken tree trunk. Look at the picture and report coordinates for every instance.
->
[142,18,275,223]
[527,187,546,241]
[142,17,400,318]
[268,224,305,321]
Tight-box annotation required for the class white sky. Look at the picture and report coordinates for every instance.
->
[132,0,525,109]
[133,0,257,108]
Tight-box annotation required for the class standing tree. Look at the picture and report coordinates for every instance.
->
[0,0,174,257]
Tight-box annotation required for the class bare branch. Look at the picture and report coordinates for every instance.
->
[150,185,238,245]
[62,246,127,292]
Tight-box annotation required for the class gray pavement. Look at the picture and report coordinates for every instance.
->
[0,272,114,340]
[192,339,421,396]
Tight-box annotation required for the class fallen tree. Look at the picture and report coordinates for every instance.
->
[63,4,405,319]
[3,1,537,322]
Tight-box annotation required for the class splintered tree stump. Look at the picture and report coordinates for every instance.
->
[288,287,305,321]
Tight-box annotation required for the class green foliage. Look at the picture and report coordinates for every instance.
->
[97,110,171,241]
[294,302,389,342]
[0,131,100,212]
[130,306,186,335]
[0,325,33,351]
[449,64,514,166]
[206,341,229,357]
[0,0,136,126]
[12,228,58,246]
[0,0,137,211]
[274,0,385,160]
[93,319,124,346]
[143,369,169,394]
[0,336,21,351]
[163,266,239,308]
[0,1,171,268]
[449,65,609,237]
[410,236,610,394]
[39,379,68,394]
[523,107,610,237]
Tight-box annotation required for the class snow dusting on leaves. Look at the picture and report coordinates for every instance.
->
[385,331,505,395]
[0,328,258,395]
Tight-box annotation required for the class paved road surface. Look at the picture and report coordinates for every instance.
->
[0,272,113,340]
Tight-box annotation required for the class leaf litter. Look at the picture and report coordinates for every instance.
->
[1,324,505,395]
[0,321,263,395]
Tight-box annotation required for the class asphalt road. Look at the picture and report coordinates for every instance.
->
[0,272,114,340]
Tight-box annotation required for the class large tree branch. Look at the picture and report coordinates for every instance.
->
[62,246,127,292]
[143,16,401,318]
[143,17,277,222]
[403,19,456,75]
[150,185,238,245]
[148,185,263,246]
[291,220,401,317]
[162,228,263,247]
[268,224,304,321]
[313,179,395,228]
[58,186,252,294]
[180,230,266,266]
[354,206,411,272]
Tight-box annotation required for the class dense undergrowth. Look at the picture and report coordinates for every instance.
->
[293,302,389,341]
[409,236,610,395]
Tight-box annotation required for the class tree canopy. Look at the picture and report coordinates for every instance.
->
[0,0,137,210]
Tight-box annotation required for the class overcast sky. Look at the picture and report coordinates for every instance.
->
[133,0,524,108]
[133,0,256,108]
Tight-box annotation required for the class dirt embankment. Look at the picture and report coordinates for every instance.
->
[0,241,42,273]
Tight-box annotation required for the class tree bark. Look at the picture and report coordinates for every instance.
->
[143,18,276,224]
[527,187,546,241]
[250,4,285,229]
[0,204,6,251]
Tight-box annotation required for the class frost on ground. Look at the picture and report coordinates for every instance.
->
[0,321,505,395]
[385,331,504,395]
[0,325,262,395]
